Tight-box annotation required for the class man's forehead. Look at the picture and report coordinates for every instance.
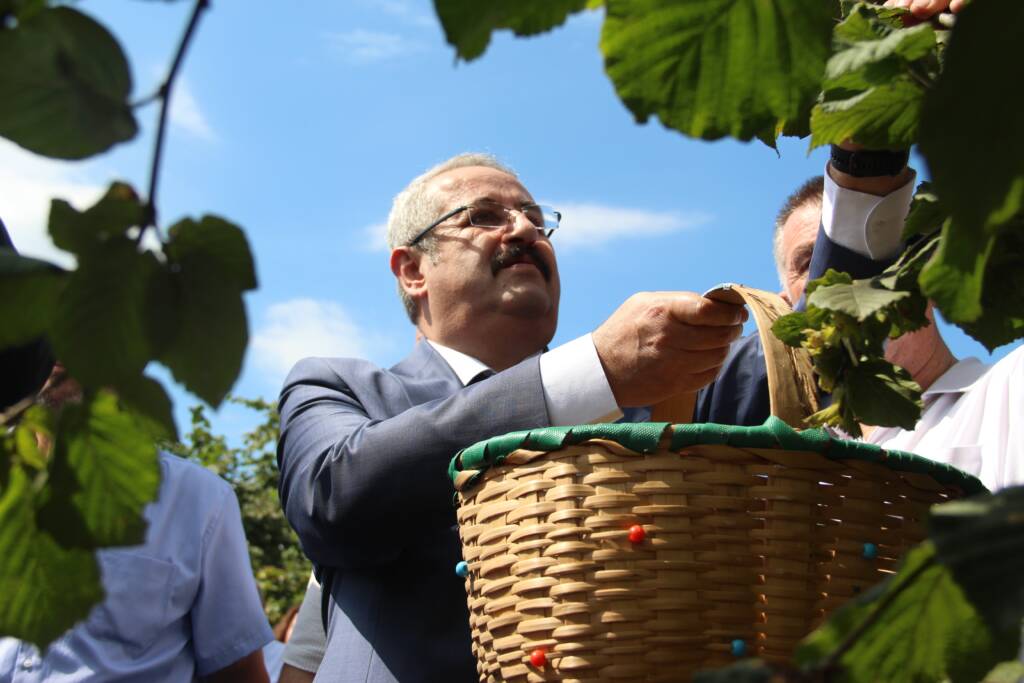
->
[429,166,534,205]
[782,202,821,247]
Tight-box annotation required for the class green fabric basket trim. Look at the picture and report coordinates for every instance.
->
[448,422,670,490]
[449,416,986,496]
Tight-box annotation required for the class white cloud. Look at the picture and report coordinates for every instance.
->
[371,0,435,28]
[363,221,389,252]
[324,29,419,64]
[0,139,106,266]
[169,77,216,142]
[251,298,383,385]
[549,201,711,248]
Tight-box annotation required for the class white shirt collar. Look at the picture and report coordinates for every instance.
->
[923,356,989,398]
[425,340,492,386]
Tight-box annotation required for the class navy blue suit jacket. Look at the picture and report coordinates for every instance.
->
[276,227,892,682]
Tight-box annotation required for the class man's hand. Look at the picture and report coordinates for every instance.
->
[883,0,967,21]
[592,292,747,407]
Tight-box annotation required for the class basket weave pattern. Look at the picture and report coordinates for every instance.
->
[456,436,959,682]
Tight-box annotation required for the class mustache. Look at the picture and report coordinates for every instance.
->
[491,244,551,281]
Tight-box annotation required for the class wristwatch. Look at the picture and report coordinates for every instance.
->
[829,145,909,177]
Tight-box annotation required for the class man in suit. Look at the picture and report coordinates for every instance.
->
[278,145,918,681]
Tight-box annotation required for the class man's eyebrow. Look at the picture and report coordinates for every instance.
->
[466,196,536,207]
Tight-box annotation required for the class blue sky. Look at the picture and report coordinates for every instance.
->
[2,0,1014,440]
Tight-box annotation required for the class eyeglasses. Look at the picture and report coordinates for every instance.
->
[407,200,561,247]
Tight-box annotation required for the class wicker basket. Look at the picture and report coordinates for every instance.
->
[449,285,984,683]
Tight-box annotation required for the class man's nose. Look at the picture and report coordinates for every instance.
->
[503,209,539,243]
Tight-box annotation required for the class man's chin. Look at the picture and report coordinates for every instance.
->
[499,290,557,320]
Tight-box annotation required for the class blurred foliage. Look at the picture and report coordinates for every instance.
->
[0,0,255,646]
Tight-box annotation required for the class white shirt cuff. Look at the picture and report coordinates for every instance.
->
[822,166,916,260]
[539,333,622,426]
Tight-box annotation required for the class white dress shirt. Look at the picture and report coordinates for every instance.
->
[864,345,1024,492]
[428,337,622,426]
[822,168,916,260]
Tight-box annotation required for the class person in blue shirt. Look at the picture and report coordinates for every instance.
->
[0,362,274,682]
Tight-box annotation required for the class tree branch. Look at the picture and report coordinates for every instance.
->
[0,394,35,428]
[138,0,210,242]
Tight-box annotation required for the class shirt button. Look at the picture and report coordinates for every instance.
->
[20,656,38,670]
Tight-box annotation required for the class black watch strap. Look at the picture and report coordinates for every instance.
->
[829,145,909,177]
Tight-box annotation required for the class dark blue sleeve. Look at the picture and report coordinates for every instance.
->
[276,356,549,570]
[695,226,898,426]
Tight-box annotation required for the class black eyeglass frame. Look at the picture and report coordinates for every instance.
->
[406,203,560,247]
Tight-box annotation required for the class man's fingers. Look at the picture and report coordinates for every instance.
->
[909,0,952,17]
[667,322,745,351]
[886,0,960,20]
[665,295,748,327]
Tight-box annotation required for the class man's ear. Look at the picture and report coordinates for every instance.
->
[390,246,427,301]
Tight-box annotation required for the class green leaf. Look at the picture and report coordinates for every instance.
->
[810,5,937,150]
[901,182,947,241]
[811,77,923,149]
[920,212,1024,350]
[953,219,1024,351]
[0,250,67,348]
[601,0,835,143]
[433,0,590,61]
[158,216,257,407]
[825,22,935,82]
[772,310,809,346]
[50,237,159,387]
[37,390,160,548]
[918,0,1024,236]
[117,375,178,441]
[0,6,138,159]
[844,359,921,430]
[834,3,901,43]
[806,267,852,295]
[797,542,1019,683]
[48,181,144,257]
[692,659,777,682]
[928,487,1024,634]
[0,462,103,648]
[807,278,909,321]
[0,0,45,24]
[982,661,1024,683]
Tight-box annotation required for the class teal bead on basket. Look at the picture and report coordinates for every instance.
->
[731,639,746,657]
[455,561,469,578]
[862,542,878,560]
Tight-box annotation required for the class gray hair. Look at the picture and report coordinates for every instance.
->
[387,153,519,323]
[773,175,823,287]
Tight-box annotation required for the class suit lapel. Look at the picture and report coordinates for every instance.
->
[389,341,463,402]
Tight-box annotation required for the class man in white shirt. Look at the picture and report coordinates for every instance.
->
[773,176,1023,492]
